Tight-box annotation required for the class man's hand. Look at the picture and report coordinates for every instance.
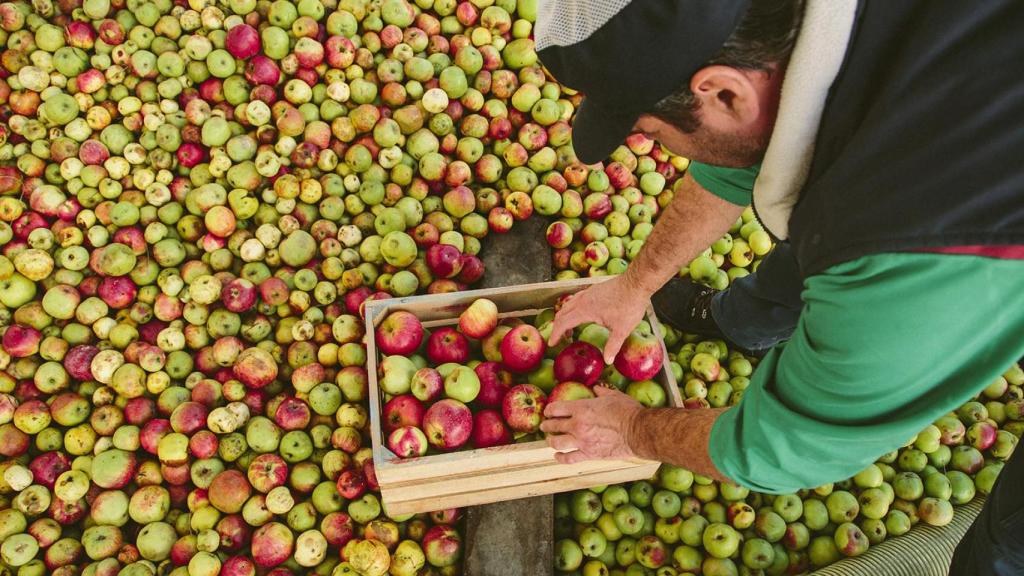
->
[540,385,645,465]
[548,274,652,364]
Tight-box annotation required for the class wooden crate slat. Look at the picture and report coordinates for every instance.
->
[379,458,652,502]
[381,463,662,516]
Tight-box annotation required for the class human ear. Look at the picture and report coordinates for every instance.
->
[690,65,762,129]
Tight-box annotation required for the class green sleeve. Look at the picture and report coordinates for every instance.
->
[687,162,760,206]
[709,252,1024,494]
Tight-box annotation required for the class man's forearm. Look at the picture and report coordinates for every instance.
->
[624,172,746,294]
[627,406,731,483]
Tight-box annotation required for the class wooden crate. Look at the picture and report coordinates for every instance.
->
[364,276,683,516]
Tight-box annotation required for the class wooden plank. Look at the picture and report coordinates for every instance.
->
[381,458,650,501]
[383,463,662,516]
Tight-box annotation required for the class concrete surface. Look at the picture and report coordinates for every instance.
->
[478,215,553,290]
[464,497,555,576]
[465,215,555,576]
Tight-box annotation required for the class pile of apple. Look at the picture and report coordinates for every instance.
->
[0,0,1006,571]
[0,0,618,572]
[538,130,772,289]
[374,296,669,458]
[553,335,1022,575]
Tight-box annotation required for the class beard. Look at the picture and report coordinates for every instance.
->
[678,123,770,168]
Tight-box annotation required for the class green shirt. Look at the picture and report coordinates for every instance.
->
[689,163,1024,493]
[688,161,759,206]
[708,252,1024,493]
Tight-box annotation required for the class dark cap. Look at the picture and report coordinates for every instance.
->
[536,0,751,164]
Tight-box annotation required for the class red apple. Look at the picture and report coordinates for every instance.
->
[410,367,444,402]
[613,329,665,381]
[375,311,425,356]
[388,426,429,458]
[422,399,473,450]
[458,298,499,339]
[208,470,252,514]
[472,410,512,448]
[425,243,464,278]
[474,362,512,408]
[251,523,294,568]
[247,453,289,493]
[335,468,367,500]
[502,384,547,433]
[488,206,514,233]
[456,255,485,285]
[382,394,425,433]
[426,327,470,364]
[499,324,545,373]
[553,341,604,386]
[423,525,462,568]
[546,221,573,249]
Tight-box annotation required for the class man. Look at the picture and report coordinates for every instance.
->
[533,0,1024,573]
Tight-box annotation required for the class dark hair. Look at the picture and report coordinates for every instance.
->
[649,0,805,132]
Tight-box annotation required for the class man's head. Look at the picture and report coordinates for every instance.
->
[536,0,803,167]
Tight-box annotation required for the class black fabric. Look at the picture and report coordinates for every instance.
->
[710,243,803,352]
[949,444,1024,575]
[651,278,723,338]
[781,0,1024,276]
[537,0,750,163]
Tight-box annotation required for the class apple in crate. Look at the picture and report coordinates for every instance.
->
[380,355,418,395]
[472,409,513,448]
[482,324,513,363]
[502,384,547,433]
[459,298,499,338]
[423,399,473,450]
[554,342,604,386]
[443,365,481,403]
[388,426,429,458]
[411,367,443,402]
[383,395,425,432]
[474,362,512,408]
[614,328,665,381]
[427,327,470,364]
[549,381,596,402]
[375,311,424,355]
[500,325,546,373]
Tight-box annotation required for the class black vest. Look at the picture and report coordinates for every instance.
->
[784,0,1024,276]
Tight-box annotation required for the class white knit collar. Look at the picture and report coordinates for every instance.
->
[752,0,859,239]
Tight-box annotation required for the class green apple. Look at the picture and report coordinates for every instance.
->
[443,366,480,403]
[629,481,654,508]
[571,490,602,524]
[651,491,681,519]
[380,356,418,395]
[742,538,775,569]
[554,539,583,572]
[625,380,666,408]
[678,515,708,547]
[825,491,859,524]
[526,358,557,393]
[884,510,912,536]
[853,487,888,521]
[578,527,607,558]
[702,523,740,559]
[613,505,645,536]
[601,485,629,513]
